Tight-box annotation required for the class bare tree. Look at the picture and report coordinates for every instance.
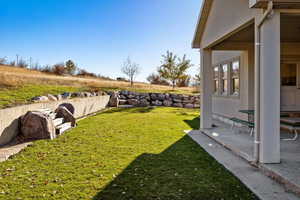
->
[0,57,7,65]
[121,57,141,87]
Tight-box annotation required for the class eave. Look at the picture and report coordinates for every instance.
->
[192,0,213,49]
[250,0,300,8]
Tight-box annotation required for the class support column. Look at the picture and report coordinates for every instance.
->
[259,11,281,163]
[200,49,213,129]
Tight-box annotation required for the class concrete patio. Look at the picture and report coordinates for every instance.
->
[198,119,300,197]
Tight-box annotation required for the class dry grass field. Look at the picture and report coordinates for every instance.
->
[0,65,197,94]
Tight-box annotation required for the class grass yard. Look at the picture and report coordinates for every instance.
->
[0,107,257,200]
[0,84,87,109]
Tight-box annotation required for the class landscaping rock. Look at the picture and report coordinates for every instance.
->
[55,106,76,127]
[59,103,75,114]
[163,100,173,107]
[194,104,200,108]
[128,99,139,106]
[173,98,182,103]
[47,94,57,101]
[184,103,194,108]
[55,94,63,101]
[108,90,200,109]
[152,100,163,106]
[119,99,127,105]
[109,91,119,107]
[31,96,49,103]
[173,103,183,108]
[61,92,71,99]
[20,111,56,140]
[138,99,150,107]
[157,94,165,101]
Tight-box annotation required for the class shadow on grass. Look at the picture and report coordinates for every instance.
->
[93,135,257,200]
[184,117,200,130]
[103,107,155,114]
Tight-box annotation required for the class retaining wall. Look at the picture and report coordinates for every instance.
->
[0,95,110,146]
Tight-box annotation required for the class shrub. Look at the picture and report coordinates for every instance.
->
[52,63,66,75]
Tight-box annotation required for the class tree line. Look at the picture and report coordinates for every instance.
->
[121,51,200,88]
[0,56,113,80]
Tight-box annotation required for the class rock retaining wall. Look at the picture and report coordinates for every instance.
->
[109,91,200,108]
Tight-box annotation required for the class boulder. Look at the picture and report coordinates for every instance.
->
[119,99,127,105]
[163,100,173,107]
[173,103,183,108]
[184,103,194,109]
[31,96,49,103]
[61,92,71,99]
[157,94,165,101]
[152,100,163,106]
[119,95,127,100]
[150,93,157,100]
[182,99,194,104]
[47,94,58,101]
[128,99,139,106]
[84,92,92,97]
[138,99,150,107]
[194,104,200,108]
[71,92,81,98]
[109,92,119,107]
[55,94,63,101]
[20,111,56,140]
[97,91,107,96]
[120,90,129,96]
[55,106,76,127]
[127,94,136,99]
[59,103,75,114]
[173,98,182,103]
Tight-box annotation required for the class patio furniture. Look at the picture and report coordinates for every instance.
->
[280,118,300,141]
[230,117,254,136]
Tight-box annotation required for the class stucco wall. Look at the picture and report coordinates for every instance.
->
[201,0,260,48]
[212,50,254,119]
[0,95,110,146]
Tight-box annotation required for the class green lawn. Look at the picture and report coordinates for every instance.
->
[0,84,87,109]
[0,107,257,200]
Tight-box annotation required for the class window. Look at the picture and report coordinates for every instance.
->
[281,63,297,86]
[213,66,219,93]
[231,61,240,95]
[221,64,228,94]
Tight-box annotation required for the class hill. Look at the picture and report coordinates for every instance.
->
[0,65,198,109]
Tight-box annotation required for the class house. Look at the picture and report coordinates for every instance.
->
[192,0,300,195]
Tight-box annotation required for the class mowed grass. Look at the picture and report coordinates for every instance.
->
[0,84,87,109]
[0,107,257,200]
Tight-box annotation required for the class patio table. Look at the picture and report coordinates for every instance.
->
[239,110,254,123]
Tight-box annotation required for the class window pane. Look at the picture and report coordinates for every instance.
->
[222,64,228,79]
[214,80,219,93]
[223,79,227,94]
[281,64,296,86]
[232,61,239,77]
[231,61,240,95]
[214,66,219,78]
[233,78,239,95]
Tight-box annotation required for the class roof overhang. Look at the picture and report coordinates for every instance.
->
[192,0,300,49]
[192,0,213,49]
[250,0,300,8]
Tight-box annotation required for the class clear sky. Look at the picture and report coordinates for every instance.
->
[0,0,202,82]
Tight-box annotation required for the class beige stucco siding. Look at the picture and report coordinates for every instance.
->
[200,0,259,48]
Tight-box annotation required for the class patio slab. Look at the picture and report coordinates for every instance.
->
[188,130,299,200]
[197,120,300,197]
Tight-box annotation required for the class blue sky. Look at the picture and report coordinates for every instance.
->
[0,0,202,81]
